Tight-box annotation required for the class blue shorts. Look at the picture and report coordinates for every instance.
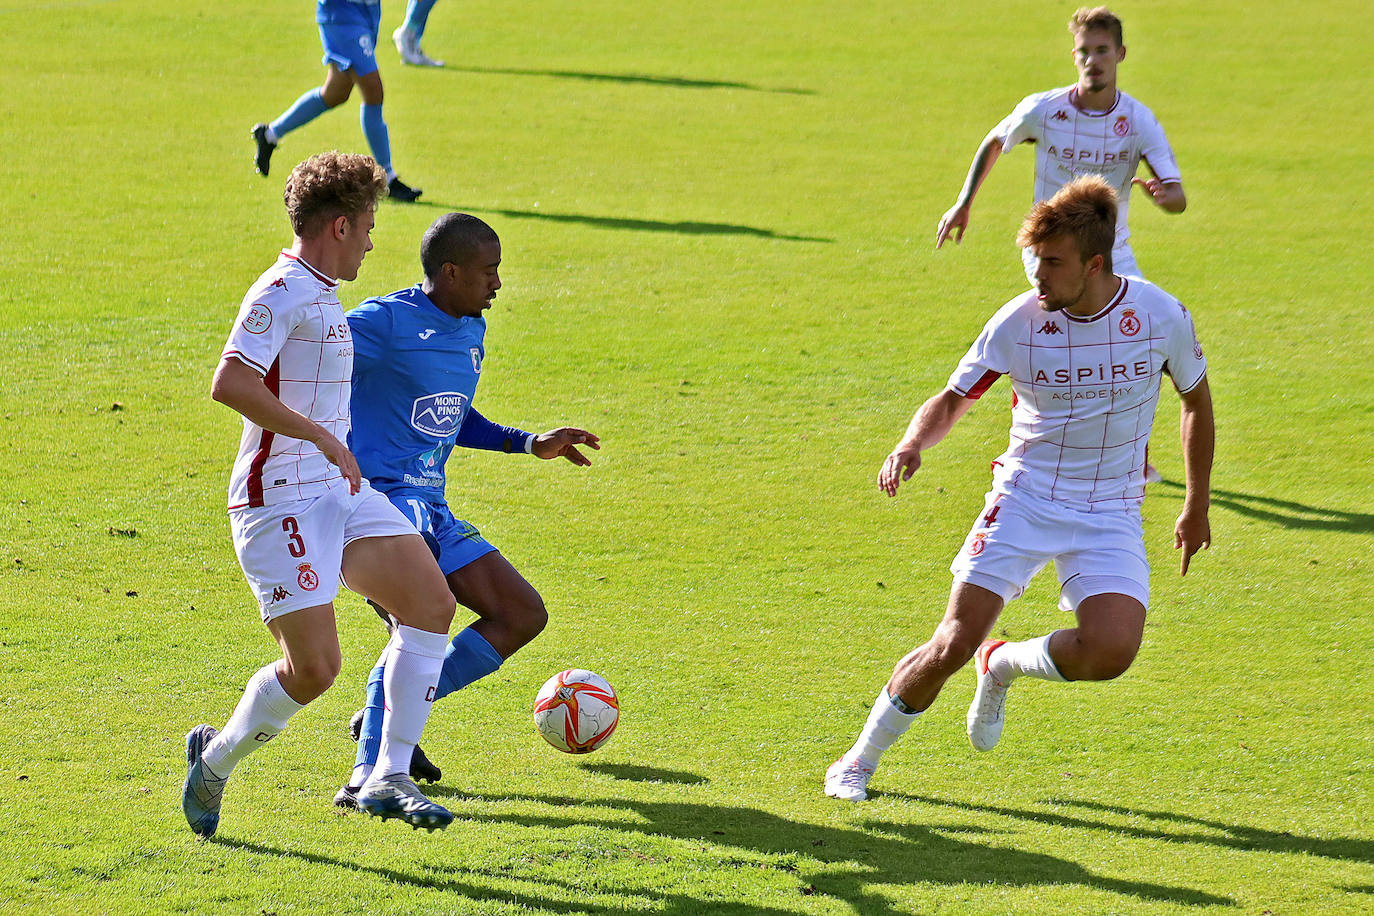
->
[317,2,381,76]
[389,493,497,576]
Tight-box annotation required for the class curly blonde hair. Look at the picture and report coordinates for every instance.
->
[1017,175,1117,270]
[283,152,387,238]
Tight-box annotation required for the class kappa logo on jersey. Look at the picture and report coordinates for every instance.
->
[1114,116,1130,137]
[419,329,436,340]
[470,347,482,373]
[1053,109,1069,121]
[1037,320,1063,335]
[968,533,987,557]
[269,278,288,290]
[296,563,319,591]
[269,585,293,604]
[242,304,272,334]
[1119,309,1141,337]
[411,391,470,436]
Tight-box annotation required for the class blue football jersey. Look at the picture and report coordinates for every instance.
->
[347,286,491,498]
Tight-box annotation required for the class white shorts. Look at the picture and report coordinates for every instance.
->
[1021,242,1142,284]
[229,482,419,621]
[949,489,1149,612]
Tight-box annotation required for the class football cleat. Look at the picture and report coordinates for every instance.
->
[387,177,423,203]
[333,784,360,810]
[251,123,276,177]
[393,26,445,67]
[182,724,228,838]
[967,639,1010,751]
[349,708,442,783]
[824,756,876,802]
[357,774,453,831]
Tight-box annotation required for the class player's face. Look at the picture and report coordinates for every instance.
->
[338,207,376,282]
[1072,28,1125,94]
[449,240,502,317]
[1031,235,1096,312]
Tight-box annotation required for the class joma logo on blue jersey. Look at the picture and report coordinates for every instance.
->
[411,392,469,437]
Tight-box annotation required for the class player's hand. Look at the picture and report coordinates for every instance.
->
[878,447,921,497]
[532,427,600,466]
[1132,177,1169,203]
[935,204,971,249]
[1174,507,1211,575]
[314,431,361,494]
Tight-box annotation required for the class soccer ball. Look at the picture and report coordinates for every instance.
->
[533,669,619,754]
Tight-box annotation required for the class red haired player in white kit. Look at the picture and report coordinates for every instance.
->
[826,176,1213,802]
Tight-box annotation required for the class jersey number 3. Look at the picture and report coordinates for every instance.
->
[282,516,307,558]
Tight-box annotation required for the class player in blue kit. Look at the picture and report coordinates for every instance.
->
[251,0,423,202]
[393,0,445,67]
[333,213,600,806]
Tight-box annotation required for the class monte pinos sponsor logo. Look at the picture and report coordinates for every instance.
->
[411,392,470,437]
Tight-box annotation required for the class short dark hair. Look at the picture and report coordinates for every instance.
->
[283,152,387,239]
[420,213,500,279]
[1070,6,1124,46]
[1017,175,1117,271]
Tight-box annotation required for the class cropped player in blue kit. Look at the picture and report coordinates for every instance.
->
[333,213,600,806]
[251,0,423,202]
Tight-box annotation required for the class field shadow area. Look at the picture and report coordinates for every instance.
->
[399,199,831,243]
[435,64,815,95]
[579,762,709,785]
[425,790,1233,913]
[893,793,1374,865]
[1152,480,1373,534]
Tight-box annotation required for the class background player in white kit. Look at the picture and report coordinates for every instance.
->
[183,152,457,836]
[825,176,1214,802]
[934,7,1186,282]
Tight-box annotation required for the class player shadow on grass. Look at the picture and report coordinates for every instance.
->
[432,64,815,95]
[402,199,832,243]
[211,836,801,916]
[579,762,709,785]
[427,790,1233,912]
[1152,480,1374,534]
[891,793,1374,866]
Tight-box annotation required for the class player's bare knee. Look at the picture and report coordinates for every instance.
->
[513,594,548,645]
[394,589,457,632]
[286,657,339,700]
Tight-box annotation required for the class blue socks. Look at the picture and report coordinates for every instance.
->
[403,0,440,36]
[269,89,329,140]
[351,627,504,776]
[359,104,393,176]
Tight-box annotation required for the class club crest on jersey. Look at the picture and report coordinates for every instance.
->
[1119,309,1140,336]
[296,563,319,591]
[411,391,470,437]
[1113,115,1130,137]
[1037,320,1063,335]
[968,533,987,557]
[471,348,482,373]
[242,304,272,334]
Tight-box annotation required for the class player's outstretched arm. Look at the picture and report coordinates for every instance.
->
[1174,376,1214,574]
[936,131,1004,249]
[210,356,361,492]
[531,427,601,466]
[878,390,973,496]
[1131,177,1187,213]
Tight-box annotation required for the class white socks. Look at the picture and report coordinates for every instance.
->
[372,625,448,781]
[846,690,921,765]
[989,634,1067,683]
[201,663,306,777]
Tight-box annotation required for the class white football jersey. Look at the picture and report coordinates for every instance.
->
[947,277,1206,511]
[221,252,354,509]
[995,86,1180,251]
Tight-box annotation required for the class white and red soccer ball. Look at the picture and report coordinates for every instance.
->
[533,669,619,754]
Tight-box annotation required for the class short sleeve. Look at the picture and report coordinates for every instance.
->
[947,309,1016,399]
[994,93,1044,151]
[1161,301,1207,393]
[346,299,393,376]
[1138,108,1181,183]
[221,283,305,376]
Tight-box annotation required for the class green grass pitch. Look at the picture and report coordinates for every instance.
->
[2,0,1371,912]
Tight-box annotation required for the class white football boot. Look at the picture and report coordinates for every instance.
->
[824,756,876,802]
[967,639,1011,751]
[393,26,445,67]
